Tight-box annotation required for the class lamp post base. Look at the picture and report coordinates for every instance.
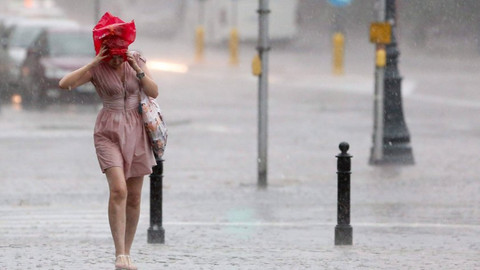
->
[369,143,414,165]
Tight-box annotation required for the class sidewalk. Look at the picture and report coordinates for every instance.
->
[1,36,480,269]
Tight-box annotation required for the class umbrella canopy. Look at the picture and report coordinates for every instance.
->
[92,12,136,61]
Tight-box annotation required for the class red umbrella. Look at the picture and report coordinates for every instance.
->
[92,12,136,61]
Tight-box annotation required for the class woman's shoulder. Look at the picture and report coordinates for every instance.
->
[89,62,105,76]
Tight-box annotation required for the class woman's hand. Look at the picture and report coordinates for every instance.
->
[126,51,142,73]
[126,51,158,98]
[90,46,108,67]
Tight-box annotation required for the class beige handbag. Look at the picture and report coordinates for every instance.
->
[138,90,167,157]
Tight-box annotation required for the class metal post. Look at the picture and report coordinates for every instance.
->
[335,142,352,245]
[371,0,386,162]
[195,0,206,62]
[147,156,165,244]
[332,8,345,75]
[369,0,414,165]
[257,0,270,188]
[372,53,385,161]
[229,0,239,65]
[376,0,386,21]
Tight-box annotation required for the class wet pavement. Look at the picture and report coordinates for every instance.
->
[1,33,480,269]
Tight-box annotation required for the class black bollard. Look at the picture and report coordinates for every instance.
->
[335,142,353,245]
[147,155,165,244]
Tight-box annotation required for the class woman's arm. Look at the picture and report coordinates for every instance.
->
[58,64,93,90]
[59,46,107,90]
[127,52,158,98]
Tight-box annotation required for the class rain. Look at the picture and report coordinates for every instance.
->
[1,0,479,269]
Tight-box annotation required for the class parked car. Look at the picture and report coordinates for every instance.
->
[20,27,99,105]
[2,18,79,98]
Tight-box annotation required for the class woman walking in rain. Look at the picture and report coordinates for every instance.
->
[59,12,158,270]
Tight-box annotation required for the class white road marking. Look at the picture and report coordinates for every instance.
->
[408,94,480,108]
[2,210,479,239]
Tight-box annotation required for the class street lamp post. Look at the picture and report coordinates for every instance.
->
[369,0,414,165]
[257,0,270,188]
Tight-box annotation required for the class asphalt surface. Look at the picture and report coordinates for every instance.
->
[1,33,480,269]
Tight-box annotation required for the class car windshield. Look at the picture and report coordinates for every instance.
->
[48,32,93,57]
[9,26,43,48]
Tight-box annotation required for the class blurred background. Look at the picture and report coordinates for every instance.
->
[2,0,480,106]
[1,1,480,268]
[18,0,480,49]
[0,0,480,103]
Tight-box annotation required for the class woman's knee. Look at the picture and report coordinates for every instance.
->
[126,192,142,208]
[110,186,128,202]
[126,177,144,208]
[105,167,128,202]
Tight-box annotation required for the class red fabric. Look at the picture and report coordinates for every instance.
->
[92,12,136,61]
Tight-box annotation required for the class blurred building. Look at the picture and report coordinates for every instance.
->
[9,0,480,52]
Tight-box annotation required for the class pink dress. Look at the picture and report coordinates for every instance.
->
[90,53,155,179]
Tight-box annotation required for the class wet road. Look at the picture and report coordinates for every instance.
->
[1,35,480,269]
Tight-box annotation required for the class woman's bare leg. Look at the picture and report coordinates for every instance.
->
[125,176,144,255]
[105,167,128,257]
